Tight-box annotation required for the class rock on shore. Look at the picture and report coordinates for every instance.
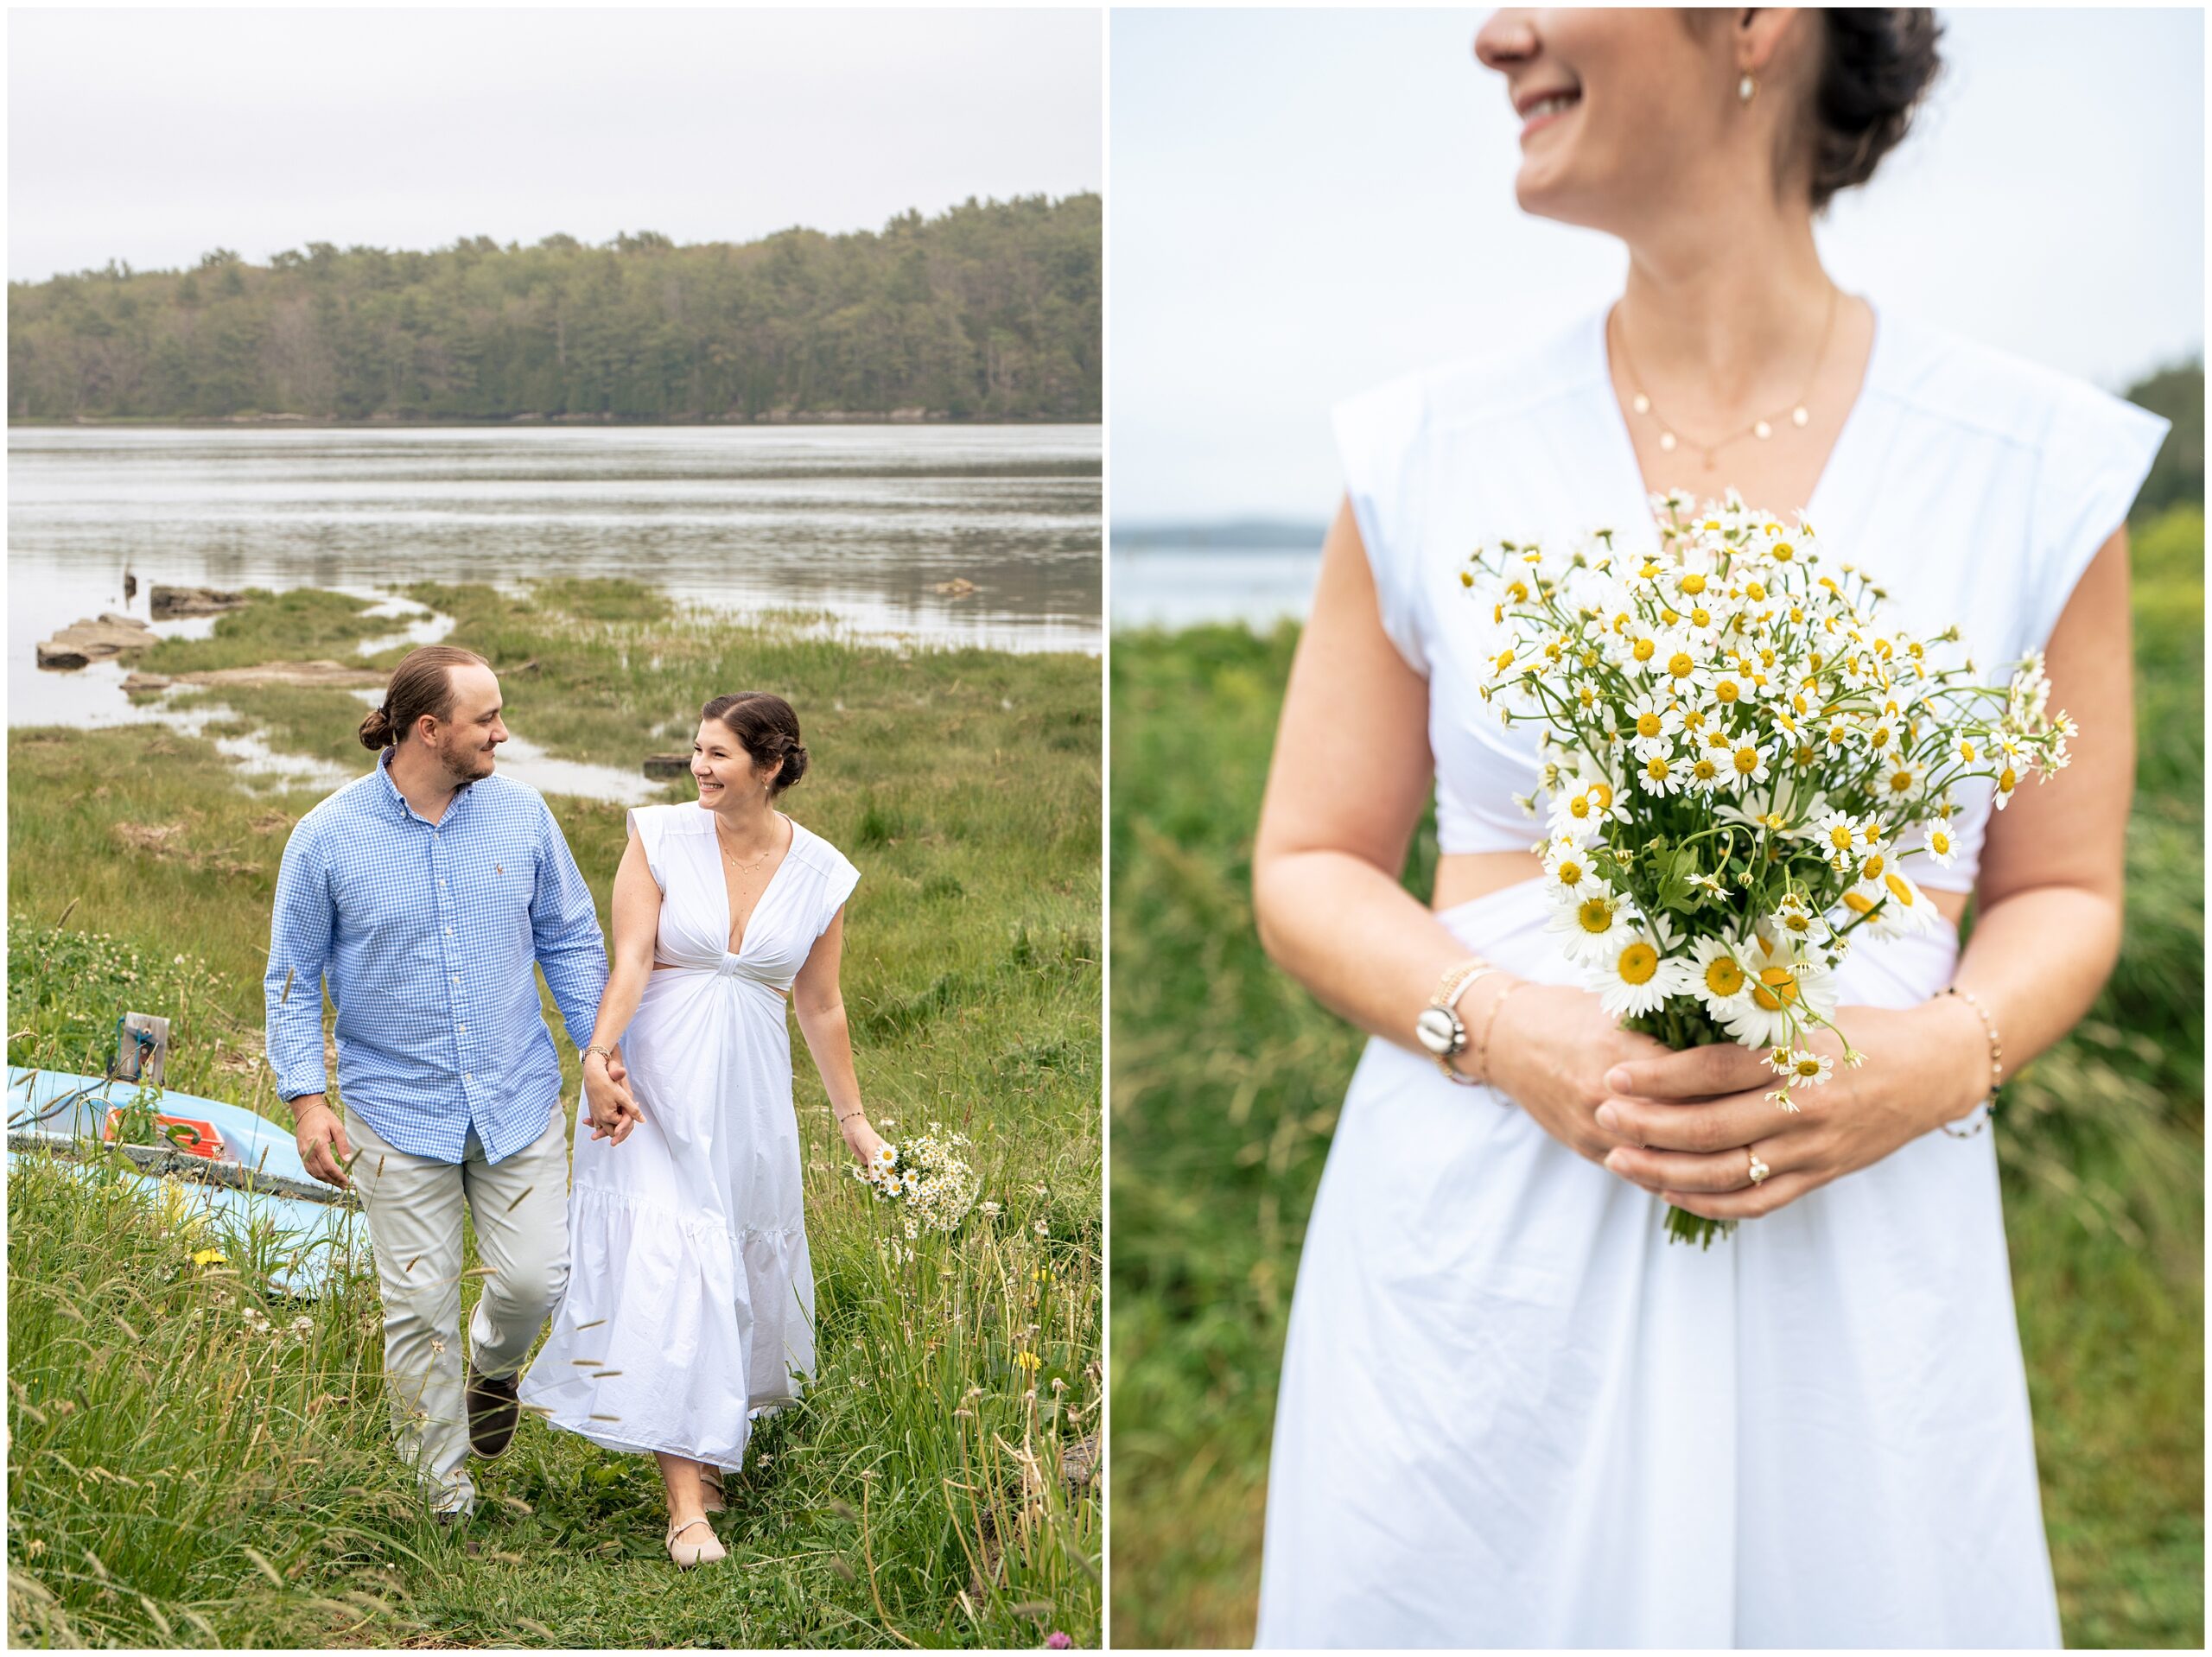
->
[36,613,156,669]
[149,586,248,619]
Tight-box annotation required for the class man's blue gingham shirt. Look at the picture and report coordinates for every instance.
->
[264,751,607,1164]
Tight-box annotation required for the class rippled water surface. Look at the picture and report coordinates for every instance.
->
[10,423,1103,733]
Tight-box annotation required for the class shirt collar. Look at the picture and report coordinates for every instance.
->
[375,747,474,824]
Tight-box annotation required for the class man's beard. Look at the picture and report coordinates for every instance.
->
[435,733,494,785]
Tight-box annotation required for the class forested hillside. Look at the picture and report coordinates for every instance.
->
[7,194,1099,423]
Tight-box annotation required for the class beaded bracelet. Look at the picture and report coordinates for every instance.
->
[1939,985,2004,1139]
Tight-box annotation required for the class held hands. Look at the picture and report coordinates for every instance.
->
[293,1098,354,1190]
[583,1051,645,1145]
[839,1111,888,1169]
[1482,982,1676,1165]
[1594,1000,1989,1222]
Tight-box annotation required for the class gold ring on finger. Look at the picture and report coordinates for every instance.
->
[1746,1147,1770,1186]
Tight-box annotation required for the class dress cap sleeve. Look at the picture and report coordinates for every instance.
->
[2022,383,2171,653]
[625,804,669,895]
[1333,374,1433,676]
[817,848,860,939]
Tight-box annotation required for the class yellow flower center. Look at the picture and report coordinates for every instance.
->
[1556,860,1585,887]
[1692,758,1718,781]
[1577,897,1616,935]
[1645,754,1671,780]
[1715,680,1739,703]
[1828,825,1854,850]
[1667,652,1695,679]
[1772,542,1796,561]
[1998,765,2018,792]
[1618,943,1659,986]
[1888,769,1915,794]
[1703,956,1745,997]
[1493,648,1516,671]
[1750,968,1801,1011]
[1842,891,1876,916]
[1567,795,1592,819]
[1589,782,1615,810]
[1680,573,1707,595]
[1637,711,1663,738]
[1732,746,1761,774]
[1861,854,1885,879]
[1632,638,1656,662]
[1885,872,1916,906]
[1960,740,1976,762]
[1930,830,1952,854]
[1794,1056,1825,1080]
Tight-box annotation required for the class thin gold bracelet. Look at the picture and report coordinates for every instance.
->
[1939,985,2004,1139]
[1470,977,1527,1092]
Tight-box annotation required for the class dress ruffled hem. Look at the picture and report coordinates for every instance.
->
[520,1176,816,1468]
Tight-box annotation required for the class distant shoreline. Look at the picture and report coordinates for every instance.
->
[10,412,1101,431]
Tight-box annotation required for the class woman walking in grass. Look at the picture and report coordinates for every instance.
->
[520,692,887,1567]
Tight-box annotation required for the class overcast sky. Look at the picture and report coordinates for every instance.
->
[8,7,1102,283]
[1113,7,2207,524]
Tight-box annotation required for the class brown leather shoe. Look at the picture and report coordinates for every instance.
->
[465,1364,520,1459]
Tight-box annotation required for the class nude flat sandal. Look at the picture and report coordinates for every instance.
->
[666,1516,727,1569]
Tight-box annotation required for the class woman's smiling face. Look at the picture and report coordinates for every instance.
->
[1473,9,1810,236]
[692,718,772,803]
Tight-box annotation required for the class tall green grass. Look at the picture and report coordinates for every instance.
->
[8,593,1101,1647]
[1108,505,2204,1649]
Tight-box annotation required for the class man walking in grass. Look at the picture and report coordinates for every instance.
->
[264,644,608,1519]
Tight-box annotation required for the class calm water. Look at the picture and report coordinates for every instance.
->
[1111,542,1322,632]
[10,424,1103,740]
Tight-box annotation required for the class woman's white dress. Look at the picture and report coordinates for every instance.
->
[1253,303,2168,1648]
[521,805,858,1469]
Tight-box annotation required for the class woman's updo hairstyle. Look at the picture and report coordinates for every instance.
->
[1805,9,1942,211]
[702,691,809,795]
[359,644,490,751]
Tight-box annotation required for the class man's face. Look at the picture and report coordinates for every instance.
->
[426,664,507,784]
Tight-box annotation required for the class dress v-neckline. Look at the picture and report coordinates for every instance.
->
[712,811,798,958]
[1589,298,1888,557]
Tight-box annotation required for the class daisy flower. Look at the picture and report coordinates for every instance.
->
[1622,689,1681,752]
[1724,740,1772,792]
[1546,882,1641,965]
[1686,934,1757,1021]
[1540,837,1601,905]
[1634,747,1687,797]
[1594,920,1691,1020]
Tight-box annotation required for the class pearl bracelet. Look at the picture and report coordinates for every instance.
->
[1939,985,2004,1139]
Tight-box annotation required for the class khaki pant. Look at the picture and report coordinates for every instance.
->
[346,1103,569,1515]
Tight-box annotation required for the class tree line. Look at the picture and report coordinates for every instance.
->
[7,194,1100,423]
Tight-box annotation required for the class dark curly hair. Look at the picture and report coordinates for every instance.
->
[1805,10,1942,211]
[702,692,810,795]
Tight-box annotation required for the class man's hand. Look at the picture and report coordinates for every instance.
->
[292,1096,355,1190]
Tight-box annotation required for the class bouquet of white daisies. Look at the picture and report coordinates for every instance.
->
[849,1121,982,1238]
[1467,491,2074,1246]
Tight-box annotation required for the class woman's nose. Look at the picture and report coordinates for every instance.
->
[1474,8,1537,73]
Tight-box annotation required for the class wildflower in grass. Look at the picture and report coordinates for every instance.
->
[1045,1632,1074,1648]
[1014,1349,1042,1374]
[190,1247,227,1268]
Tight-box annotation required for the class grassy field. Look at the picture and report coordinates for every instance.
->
[7,583,1102,1647]
[1109,505,2205,1649]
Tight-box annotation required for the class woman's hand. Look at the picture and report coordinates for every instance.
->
[1594,999,1991,1221]
[839,1112,888,1168]
[583,1055,645,1145]
[1483,981,1676,1165]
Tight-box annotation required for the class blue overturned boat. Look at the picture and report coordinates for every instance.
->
[7,1068,363,1298]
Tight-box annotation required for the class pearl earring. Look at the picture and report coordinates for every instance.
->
[1738,72,1757,105]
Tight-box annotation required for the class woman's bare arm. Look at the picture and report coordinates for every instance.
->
[793,907,887,1165]
[1254,498,1657,1165]
[580,829,659,1142]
